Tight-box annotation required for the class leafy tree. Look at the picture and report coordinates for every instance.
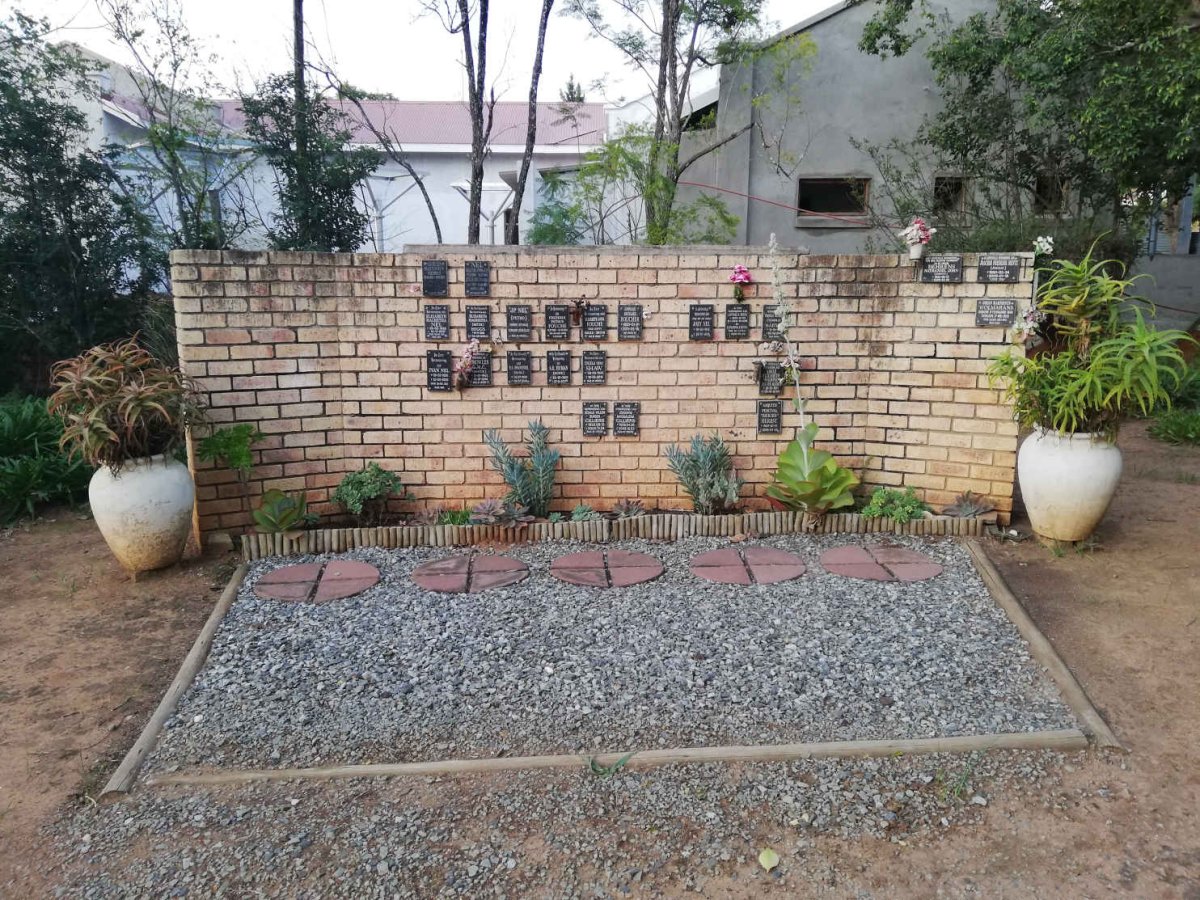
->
[526,172,585,245]
[240,74,379,252]
[855,0,1200,230]
[0,14,162,393]
[100,0,258,251]
[565,0,769,243]
[560,73,586,103]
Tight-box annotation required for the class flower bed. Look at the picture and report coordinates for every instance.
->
[241,511,993,561]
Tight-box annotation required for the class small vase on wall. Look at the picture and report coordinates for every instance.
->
[908,243,927,261]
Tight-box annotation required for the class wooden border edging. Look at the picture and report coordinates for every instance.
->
[963,540,1125,751]
[100,564,249,799]
[240,513,992,561]
[144,729,1087,788]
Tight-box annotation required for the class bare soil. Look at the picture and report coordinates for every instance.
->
[0,513,236,889]
[1,420,1198,896]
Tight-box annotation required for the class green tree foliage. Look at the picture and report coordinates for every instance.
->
[856,0,1200,229]
[560,73,586,103]
[240,75,379,252]
[0,14,163,393]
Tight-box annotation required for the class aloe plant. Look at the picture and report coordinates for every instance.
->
[252,489,316,534]
[482,420,560,518]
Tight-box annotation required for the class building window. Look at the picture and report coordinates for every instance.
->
[934,176,966,215]
[797,178,870,222]
[1033,175,1065,214]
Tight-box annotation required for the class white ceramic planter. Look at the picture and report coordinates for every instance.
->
[89,454,195,573]
[908,243,927,261]
[1018,428,1122,542]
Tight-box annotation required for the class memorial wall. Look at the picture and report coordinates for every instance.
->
[171,246,1033,535]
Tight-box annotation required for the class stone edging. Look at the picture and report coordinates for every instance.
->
[241,512,991,562]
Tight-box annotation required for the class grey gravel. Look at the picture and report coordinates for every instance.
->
[146,535,1078,773]
[49,748,1083,898]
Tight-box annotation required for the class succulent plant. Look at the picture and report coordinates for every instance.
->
[469,498,507,525]
[548,512,564,524]
[570,503,600,522]
[409,506,442,527]
[942,491,996,518]
[612,498,646,519]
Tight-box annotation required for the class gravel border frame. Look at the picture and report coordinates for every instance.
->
[107,539,1118,796]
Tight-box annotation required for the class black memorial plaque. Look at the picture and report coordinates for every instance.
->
[613,401,640,437]
[426,350,452,392]
[507,351,532,385]
[617,304,643,340]
[758,361,784,396]
[689,304,715,341]
[465,305,491,339]
[725,303,751,339]
[421,259,448,297]
[920,254,964,284]
[468,351,493,387]
[423,304,450,341]
[582,402,609,437]
[975,297,1018,328]
[506,304,533,341]
[545,304,571,340]
[762,305,784,341]
[582,304,608,341]
[757,400,783,435]
[464,260,491,297]
[582,350,607,385]
[546,350,572,385]
[977,255,1021,284]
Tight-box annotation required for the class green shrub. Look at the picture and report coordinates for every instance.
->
[0,396,92,524]
[252,489,316,533]
[196,424,264,480]
[861,487,928,523]
[663,433,743,515]
[331,462,406,525]
[1149,409,1200,446]
[482,420,560,518]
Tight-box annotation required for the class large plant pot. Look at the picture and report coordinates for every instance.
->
[1018,428,1122,542]
[89,454,195,573]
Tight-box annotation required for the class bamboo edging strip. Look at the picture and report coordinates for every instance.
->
[101,564,249,799]
[145,728,1088,788]
[963,540,1124,751]
[240,514,993,561]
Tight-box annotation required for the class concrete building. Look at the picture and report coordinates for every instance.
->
[678,0,994,253]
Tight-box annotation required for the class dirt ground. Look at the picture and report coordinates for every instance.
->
[1,420,1198,896]
[0,513,237,889]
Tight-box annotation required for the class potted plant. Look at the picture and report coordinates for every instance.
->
[989,247,1193,541]
[899,217,935,260]
[728,264,753,301]
[48,338,203,573]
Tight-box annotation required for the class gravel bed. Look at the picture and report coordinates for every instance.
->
[52,748,1088,898]
[147,535,1078,773]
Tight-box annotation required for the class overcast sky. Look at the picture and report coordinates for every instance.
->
[8,0,834,104]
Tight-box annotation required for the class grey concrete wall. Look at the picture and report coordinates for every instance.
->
[704,0,994,253]
[1132,256,1200,330]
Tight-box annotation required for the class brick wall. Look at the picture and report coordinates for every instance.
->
[172,246,1030,535]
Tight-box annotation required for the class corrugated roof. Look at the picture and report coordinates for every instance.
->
[215,99,606,148]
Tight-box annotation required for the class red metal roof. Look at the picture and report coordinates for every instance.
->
[215,99,606,148]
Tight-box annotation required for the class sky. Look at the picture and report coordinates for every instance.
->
[8,0,834,104]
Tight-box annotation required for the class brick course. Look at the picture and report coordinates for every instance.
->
[173,246,1030,535]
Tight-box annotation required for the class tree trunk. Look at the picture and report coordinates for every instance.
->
[645,0,681,244]
[505,0,555,245]
[458,0,490,244]
[293,0,309,247]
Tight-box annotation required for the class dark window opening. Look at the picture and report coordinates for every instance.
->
[797,178,870,217]
[1033,175,1065,214]
[934,176,966,215]
[682,100,718,131]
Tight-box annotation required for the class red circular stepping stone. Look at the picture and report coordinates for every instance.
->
[254,560,380,603]
[411,553,529,593]
[690,546,806,585]
[819,545,943,582]
[550,550,663,588]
